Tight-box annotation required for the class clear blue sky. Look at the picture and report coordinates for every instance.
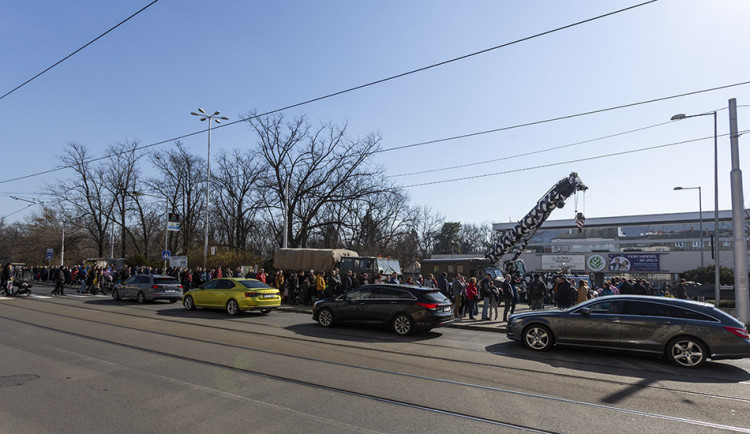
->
[2,0,750,227]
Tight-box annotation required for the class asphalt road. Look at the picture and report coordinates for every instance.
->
[1,293,750,433]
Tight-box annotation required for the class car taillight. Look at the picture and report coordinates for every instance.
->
[178,285,183,289]
[152,285,158,289]
[245,292,259,298]
[725,326,750,339]
[417,302,439,310]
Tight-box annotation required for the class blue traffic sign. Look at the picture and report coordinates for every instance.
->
[161,250,171,260]
[46,248,53,260]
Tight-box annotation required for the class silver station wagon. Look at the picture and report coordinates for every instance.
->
[112,274,183,304]
[507,295,750,368]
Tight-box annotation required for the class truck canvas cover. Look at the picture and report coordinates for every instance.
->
[273,248,358,272]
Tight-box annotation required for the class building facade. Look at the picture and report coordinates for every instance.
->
[492,210,742,282]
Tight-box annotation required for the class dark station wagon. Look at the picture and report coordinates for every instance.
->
[507,295,750,368]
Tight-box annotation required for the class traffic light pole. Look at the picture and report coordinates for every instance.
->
[728,98,750,325]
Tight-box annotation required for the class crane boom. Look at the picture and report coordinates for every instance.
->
[485,172,587,266]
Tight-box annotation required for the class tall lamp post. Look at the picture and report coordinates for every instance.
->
[130,191,170,272]
[191,108,228,270]
[671,111,720,305]
[674,186,704,269]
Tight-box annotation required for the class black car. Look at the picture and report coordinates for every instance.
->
[312,284,454,335]
[507,295,750,368]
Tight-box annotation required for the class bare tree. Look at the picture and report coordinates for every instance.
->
[411,206,444,259]
[105,140,146,258]
[48,143,116,257]
[212,148,264,250]
[247,113,387,248]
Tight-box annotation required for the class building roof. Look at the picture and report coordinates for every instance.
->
[492,210,735,231]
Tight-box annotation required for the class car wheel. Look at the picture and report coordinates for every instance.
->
[392,313,414,336]
[183,295,196,311]
[667,336,707,368]
[112,289,120,301]
[136,291,146,304]
[523,324,554,351]
[260,308,271,314]
[226,299,240,316]
[317,308,334,327]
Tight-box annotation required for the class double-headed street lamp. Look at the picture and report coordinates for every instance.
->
[190,108,228,270]
[671,110,720,305]
[674,186,704,269]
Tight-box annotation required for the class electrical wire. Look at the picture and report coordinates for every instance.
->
[1,203,35,219]
[0,0,659,185]
[2,78,748,187]
[0,0,160,102]
[399,130,748,188]
[390,119,676,177]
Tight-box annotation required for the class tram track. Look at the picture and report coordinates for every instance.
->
[2,299,750,432]
[7,296,750,406]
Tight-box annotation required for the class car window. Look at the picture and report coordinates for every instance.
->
[123,276,136,284]
[154,277,179,285]
[202,280,220,289]
[217,280,236,290]
[588,300,624,314]
[371,287,412,299]
[238,280,271,289]
[135,276,151,284]
[346,288,371,300]
[421,290,448,303]
[664,305,717,322]
[622,301,667,316]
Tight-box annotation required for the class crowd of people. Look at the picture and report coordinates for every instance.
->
[5,263,692,321]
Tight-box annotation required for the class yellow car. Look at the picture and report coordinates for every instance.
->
[182,277,281,315]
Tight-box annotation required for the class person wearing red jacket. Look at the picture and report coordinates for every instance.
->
[465,277,479,320]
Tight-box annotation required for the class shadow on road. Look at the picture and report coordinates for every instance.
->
[285,322,445,344]
[484,341,750,387]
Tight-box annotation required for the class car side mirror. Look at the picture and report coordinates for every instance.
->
[580,307,591,317]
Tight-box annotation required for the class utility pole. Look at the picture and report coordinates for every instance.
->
[728,98,749,325]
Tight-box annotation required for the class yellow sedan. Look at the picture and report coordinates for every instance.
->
[182,278,281,315]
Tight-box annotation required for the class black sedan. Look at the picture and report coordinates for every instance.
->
[312,284,454,335]
[507,295,750,368]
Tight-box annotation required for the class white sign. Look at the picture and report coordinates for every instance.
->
[169,256,188,269]
[542,254,586,271]
[586,254,607,272]
[167,222,181,232]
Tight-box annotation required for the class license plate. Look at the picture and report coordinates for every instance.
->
[263,294,276,299]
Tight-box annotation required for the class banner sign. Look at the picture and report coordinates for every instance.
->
[607,253,660,272]
[542,255,586,271]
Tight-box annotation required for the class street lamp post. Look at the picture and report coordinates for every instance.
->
[671,111,720,305]
[674,186,704,269]
[191,108,228,270]
[131,191,170,272]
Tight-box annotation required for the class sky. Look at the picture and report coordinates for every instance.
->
[2,0,750,229]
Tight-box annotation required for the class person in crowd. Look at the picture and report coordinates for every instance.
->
[502,274,518,321]
[1,263,12,296]
[576,279,590,304]
[599,281,615,296]
[437,272,450,300]
[479,272,493,321]
[674,278,688,299]
[50,265,66,296]
[465,277,479,320]
[632,279,648,295]
[527,274,546,310]
[315,271,326,301]
[405,276,415,285]
[555,276,576,309]
[451,274,465,318]
[488,278,500,321]
[341,270,354,293]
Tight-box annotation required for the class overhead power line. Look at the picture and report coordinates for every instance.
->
[1,78,748,187]
[390,119,676,177]
[0,0,160,102]
[400,131,747,188]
